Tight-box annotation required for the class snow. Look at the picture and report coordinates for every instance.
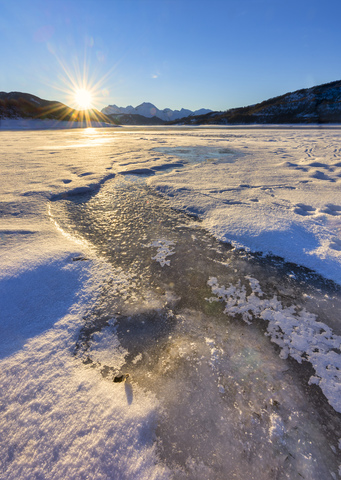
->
[0,253,171,479]
[206,275,341,412]
[147,239,175,267]
[85,318,128,367]
[148,127,341,285]
[0,126,174,479]
[1,123,341,478]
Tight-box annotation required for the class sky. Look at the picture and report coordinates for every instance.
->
[1,0,341,112]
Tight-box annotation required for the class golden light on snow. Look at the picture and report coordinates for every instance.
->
[74,88,93,110]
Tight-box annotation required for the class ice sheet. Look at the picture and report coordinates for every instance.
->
[1,125,341,478]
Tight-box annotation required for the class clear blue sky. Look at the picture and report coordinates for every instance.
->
[1,0,341,112]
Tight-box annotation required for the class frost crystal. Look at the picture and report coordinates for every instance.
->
[147,239,175,267]
[207,276,341,413]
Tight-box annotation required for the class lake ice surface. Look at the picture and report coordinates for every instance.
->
[48,173,341,479]
[1,126,341,479]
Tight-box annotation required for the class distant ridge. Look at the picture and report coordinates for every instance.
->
[0,92,113,124]
[3,81,341,126]
[172,80,341,125]
[105,113,166,126]
[102,101,211,123]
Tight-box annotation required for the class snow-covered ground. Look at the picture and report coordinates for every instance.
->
[1,124,341,479]
[148,126,341,285]
[0,127,172,479]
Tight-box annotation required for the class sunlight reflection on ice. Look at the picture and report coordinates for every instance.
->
[152,145,238,163]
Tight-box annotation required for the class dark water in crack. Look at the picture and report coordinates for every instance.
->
[50,174,341,480]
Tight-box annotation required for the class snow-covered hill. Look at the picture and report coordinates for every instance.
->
[101,102,211,122]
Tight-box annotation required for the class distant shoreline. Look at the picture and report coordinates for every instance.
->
[1,119,341,131]
[0,118,119,130]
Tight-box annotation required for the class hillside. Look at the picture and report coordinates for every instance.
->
[172,80,341,125]
[0,92,113,124]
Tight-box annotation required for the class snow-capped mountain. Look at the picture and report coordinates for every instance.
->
[101,102,211,122]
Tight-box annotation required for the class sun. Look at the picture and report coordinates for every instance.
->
[74,88,93,110]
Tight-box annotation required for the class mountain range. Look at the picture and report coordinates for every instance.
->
[101,102,211,122]
[1,80,341,126]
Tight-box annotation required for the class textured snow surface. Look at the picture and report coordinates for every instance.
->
[0,254,171,480]
[148,127,341,285]
[0,128,174,479]
[1,125,341,478]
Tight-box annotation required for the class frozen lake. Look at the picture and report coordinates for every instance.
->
[1,126,341,479]
[50,172,341,479]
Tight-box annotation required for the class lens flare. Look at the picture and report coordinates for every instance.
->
[45,62,108,126]
[44,47,119,126]
[74,88,93,110]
